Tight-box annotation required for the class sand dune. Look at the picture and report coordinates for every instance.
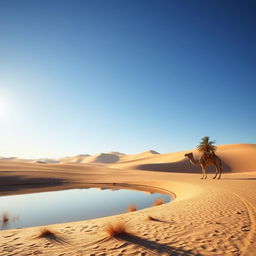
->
[0,157,19,161]
[34,158,59,164]
[215,144,256,172]
[83,153,120,164]
[109,144,256,173]
[140,150,160,155]
[1,144,255,173]
[59,154,90,164]
[108,151,126,156]
[0,157,58,164]
[0,154,256,255]
[60,152,124,164]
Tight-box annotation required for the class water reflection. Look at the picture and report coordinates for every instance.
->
[1,212,19,229]
[0,187,170,230]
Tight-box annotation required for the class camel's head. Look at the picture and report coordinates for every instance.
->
[184,152,193,158]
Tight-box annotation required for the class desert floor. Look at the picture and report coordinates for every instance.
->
[0,145,256,256]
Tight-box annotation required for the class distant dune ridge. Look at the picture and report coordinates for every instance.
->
[0,144,255,172]
[108,152,126,156]
[86,153,120,164]
[35,159,59,164]
[59,154,91,164]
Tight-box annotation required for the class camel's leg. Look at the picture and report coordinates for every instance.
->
[201,165,207,179]
[213,164,218,179]
[218,163,222,179]
[200,165,204,179]
[204,167,207,179]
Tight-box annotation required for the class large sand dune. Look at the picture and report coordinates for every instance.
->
[111,144,256,173]
[56,144,256,173]
[3,144,254,172]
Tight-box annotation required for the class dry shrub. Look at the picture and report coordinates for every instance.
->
[146,215,158,221]
[37,227,57,238]
[153,198,164,206]
[127,205,137,212]
[105,222,128,237]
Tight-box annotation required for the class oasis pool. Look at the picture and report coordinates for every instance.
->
[0,186,170,230]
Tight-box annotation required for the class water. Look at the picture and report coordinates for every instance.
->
[0,187,170,230]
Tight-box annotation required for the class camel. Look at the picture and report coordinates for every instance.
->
[184,152,222,179]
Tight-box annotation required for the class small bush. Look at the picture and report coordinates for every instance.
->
[153,198,164,206]
[37,227,57,238]
[146,215,158,221]
[127,205,137,212]
[105,222,128,237]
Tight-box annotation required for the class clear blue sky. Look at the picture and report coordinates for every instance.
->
[0,0,255,158]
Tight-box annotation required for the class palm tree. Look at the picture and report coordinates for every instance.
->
[197,136,216,153]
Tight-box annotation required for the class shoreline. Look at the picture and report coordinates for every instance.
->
[0,182,177,201]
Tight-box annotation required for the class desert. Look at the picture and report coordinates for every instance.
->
[0,143,256,256]
[1,1,255,255]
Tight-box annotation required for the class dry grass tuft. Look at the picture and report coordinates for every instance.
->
[35,227,70,246]
[146,215,158,221]
[105,222,128,237]
[127,204,137,212]
[153,198,164,206]
[37,227,57,238]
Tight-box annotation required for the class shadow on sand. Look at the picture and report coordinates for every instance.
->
[136,158,232,174]
[116,233,200,256]
[147,216,173,224]
[0,175,67,194]
[222,177,256,180]
[36,231,72,247]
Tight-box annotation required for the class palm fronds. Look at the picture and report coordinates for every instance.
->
[197,136,216,153]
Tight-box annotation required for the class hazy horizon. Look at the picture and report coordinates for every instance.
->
[1,0,255,158]
[0,143,255,160]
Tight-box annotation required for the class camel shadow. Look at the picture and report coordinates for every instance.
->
[222,177,256,180]
[137,158,232,174]
[116,233,200,256]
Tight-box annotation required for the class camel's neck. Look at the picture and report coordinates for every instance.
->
[188,155,200,166]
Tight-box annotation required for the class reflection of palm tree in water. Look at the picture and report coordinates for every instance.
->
[1,212,10,228]
[0,212,19,229]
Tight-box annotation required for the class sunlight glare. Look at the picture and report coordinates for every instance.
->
[0,100,9,118]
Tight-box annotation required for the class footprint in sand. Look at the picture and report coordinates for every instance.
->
[3,234,15,238]
[29,243,38,247]
[80,225,88,231]
[83,229,92,232]
[33,250,43,255]
[14,243,23,246]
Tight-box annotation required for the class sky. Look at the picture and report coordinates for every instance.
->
[0,0,255,158]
